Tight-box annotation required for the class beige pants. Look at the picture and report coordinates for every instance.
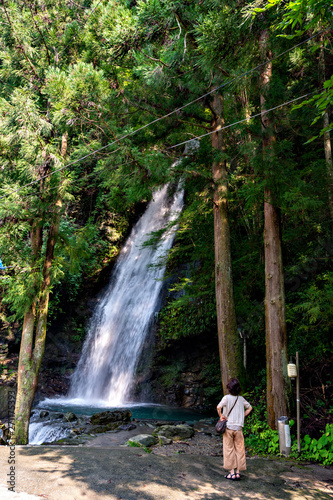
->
[223,428,247,471]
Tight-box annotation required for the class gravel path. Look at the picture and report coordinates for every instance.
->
[151,424,224,456]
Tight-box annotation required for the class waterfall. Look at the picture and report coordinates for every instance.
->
[29,421,70,445]
[68,183,184,406]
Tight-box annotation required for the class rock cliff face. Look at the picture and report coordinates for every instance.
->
[132,332,221,411]
[0,317,221,412]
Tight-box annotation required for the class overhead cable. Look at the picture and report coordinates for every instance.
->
[169,90,319,149]
[0,89,320,200]
[59,0,105,59]
[0,31,325,200]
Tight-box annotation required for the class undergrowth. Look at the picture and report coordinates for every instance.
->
[128,441,152,453]
[244,389,333,465]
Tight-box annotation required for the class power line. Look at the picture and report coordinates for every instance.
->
[169,90,319,149]
[0,88,320,201]
[59,0,104,60]
[0,32,325,199]
[0,142,126,200]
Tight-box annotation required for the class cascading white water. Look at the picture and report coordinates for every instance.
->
[29,421,70,445]
[68,183,184,406]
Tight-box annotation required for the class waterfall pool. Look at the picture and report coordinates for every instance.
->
[36,396,212,421]
[29,397,214,445]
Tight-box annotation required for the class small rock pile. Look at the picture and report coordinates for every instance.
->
[28,409,220,454]
[127,423,195,447]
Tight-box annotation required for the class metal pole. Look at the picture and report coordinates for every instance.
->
[296,351,301,453]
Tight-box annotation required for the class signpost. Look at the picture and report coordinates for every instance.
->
[287,352,301,453]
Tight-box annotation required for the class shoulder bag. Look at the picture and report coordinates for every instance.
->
[215,396,239,434]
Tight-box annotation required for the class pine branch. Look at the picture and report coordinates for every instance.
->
[137,47,170,68]
[27,3,51,65]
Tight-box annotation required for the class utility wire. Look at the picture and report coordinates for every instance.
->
[0,31,325,199]
[59,0,104,59]
[0,88,321,200]
[169,90,319,149]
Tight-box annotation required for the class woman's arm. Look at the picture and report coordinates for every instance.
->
[217,405,226,421]
[244,406,252,418]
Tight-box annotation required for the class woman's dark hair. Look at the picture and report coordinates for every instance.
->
[227,378,241,396]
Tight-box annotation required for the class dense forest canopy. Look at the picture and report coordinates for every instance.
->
[0,0,332,445]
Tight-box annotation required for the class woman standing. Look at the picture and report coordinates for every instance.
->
[217,377,252,481]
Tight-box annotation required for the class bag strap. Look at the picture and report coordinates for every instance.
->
[226,396,239,418]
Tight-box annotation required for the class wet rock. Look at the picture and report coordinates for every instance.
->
[90,410,131,425]
[153,424,195,440]
[198,418,215,425]
[154,420,184,427]
[0,422,14,443]
[64,411,78,422]
[128,434,158,447]
[119,423,137,431]
[39,410,49,418]
[158,435,172,445]
[89,423,120,433]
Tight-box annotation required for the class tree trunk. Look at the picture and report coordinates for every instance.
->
[14,212,62,444]
[323,110,333,234]
[211,92,245,393]
[259,30,290,429]
[319,36,333,235]
[14,135,66,444]
[13,308,36,444]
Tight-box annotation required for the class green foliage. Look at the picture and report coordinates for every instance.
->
[245,388,333,465]
[159,360,186,388]
[201,360,223,405]
[0,0,332,434]
[128,441,152,453]
[246,425,280,455]
[158,294,216,345]
[298,424,333,465]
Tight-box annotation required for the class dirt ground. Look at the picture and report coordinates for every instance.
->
[0,423,332,499]
[0,445,333,500]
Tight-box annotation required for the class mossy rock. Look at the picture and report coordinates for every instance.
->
[64,412,78,422]
[128,434,158,447]
[153,424,194,440]
[90,410,131,425]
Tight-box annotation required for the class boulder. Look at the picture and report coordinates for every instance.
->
[53,413,64,419]
[119,423,137,431]
[153,424,194,440]
[90,410,131,425]
[89,423,120,433]
[154,420,184,427]
[64,412,78,422]
[198,418,215,425]
[39,410,49,418]
[128,434,158,447]
[158,435,172,445]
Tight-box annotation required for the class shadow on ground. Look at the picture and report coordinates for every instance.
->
[1,446,332,500]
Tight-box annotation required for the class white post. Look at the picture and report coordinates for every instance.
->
[296,351,301,453]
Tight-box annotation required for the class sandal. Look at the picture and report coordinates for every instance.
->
[235,473,241,481]
[225,473,236,480]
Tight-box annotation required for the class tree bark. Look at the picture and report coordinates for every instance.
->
[211,92,245,393]
[14,134,66,444]
[319,36,333,235]
[259,30,290,429]
[323,110,333,234]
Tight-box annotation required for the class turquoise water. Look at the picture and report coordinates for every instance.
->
[36,397,213,422]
